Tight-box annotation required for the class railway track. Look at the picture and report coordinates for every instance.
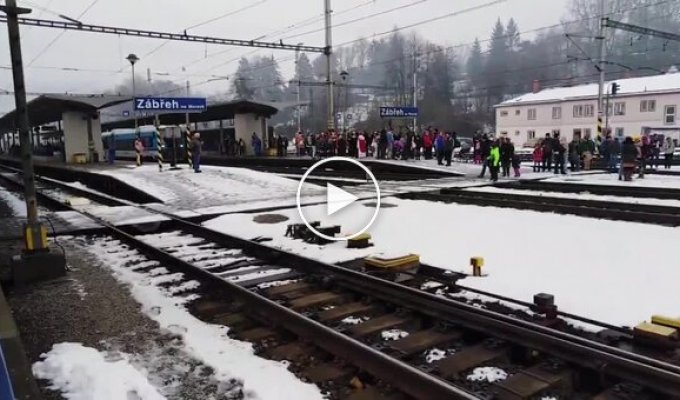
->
[399,187,680,226]
[2,170,680,399]
[502,179,680,201]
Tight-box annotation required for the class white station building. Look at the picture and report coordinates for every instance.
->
[495,72,680,146]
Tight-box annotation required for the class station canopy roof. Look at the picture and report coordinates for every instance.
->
[0,94,131,132]
[101,99,279,131]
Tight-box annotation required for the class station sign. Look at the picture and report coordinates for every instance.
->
[380,106,418,118]
[134,97,207,113]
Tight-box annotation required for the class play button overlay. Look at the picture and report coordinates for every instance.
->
[327,183,358,216]
[296,157,381,242]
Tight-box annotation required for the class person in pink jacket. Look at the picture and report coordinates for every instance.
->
[357,133,367,158]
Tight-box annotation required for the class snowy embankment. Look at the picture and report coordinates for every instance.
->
[75,236,324,400]
[465,186,680,208]
[0,185,26,216]
[545,173,680,189]
[95,165,324,208]
[33,343,166,400]
[204,198,680,327]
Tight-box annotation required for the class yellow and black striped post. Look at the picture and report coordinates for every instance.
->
[186,128,193,169]
[597,115,603,139]
[155,128,164,172]
[135,137,142,167]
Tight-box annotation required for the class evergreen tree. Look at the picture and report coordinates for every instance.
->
[231,58,255,100]
[485,18,508,108]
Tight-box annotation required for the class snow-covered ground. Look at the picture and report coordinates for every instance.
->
[86,236,324,400]
[33,343,166,400]
[204,198,680,327]
[0,185,26,216]
[371,158,545,178]
[465,186,680,208]
[95,165,326,209]
[545,173,680,189]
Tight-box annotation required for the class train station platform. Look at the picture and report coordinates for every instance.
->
[0,155,475,218]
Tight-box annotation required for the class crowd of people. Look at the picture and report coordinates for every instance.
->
[291,128,465,166]
[472,131,677,182]
[472,134,522,181]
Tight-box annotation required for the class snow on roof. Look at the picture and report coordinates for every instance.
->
[499,72,680,106]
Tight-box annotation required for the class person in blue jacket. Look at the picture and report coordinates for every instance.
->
[435,132,446,165]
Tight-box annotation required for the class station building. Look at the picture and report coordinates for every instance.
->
[495,72,680,145]
[0,96,280,163]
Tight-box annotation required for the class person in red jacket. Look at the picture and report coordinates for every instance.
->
[532,141,544,173]
[422,130,433,160]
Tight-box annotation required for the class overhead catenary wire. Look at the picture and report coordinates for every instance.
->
[280,0,430,41]
[67,0,380,93]
[6,0,675,105]
[26,0,102,67]
[335,0,679,77]
[142,0,269,60]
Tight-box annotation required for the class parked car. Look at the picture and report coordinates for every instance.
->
[515,147,534,162]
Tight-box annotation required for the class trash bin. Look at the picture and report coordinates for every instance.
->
[72,153,87,164]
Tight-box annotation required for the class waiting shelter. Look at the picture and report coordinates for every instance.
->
[101,100,279,156]
[0,94,130,164]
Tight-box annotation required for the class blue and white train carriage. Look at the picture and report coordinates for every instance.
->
[102,125,184,159]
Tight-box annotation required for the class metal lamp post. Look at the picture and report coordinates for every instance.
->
[126,53,139,131]
[126,54,141,166]
[340,70,348,133]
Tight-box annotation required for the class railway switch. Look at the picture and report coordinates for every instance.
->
[532,293,558,319]
[470,256,484,277]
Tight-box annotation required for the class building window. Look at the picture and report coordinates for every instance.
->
[615,127,624,137]
[640,100,656,113]
[573,105,583,118]
[552,107,561,120]
[527,108,537,120]
[515,110,521,116]
[614,102,626,116]
[573,129,582,139]
[527,130,536,140]
[584,104,594,117]
[500,110,509,117]
[665,105,676,125]
[584,128,592,138]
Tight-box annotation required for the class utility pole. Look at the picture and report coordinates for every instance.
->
[597,0,607,138]
[324,0,334,131]
[1,0,65,282]
[1,0,39,235]
[295,46,302,132]
[148,68,161,129]
[185,81,190,126]
[413,52,418,134]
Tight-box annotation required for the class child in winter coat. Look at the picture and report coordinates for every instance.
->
[512,154,521,178]
[488,141,501,182]
[532,143,543,172]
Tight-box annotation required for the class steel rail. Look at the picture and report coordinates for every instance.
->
[107,224,481,400]
[402,190,680,226]
[0,170,480,399]
[3,164,680,396]
[506,179,680,200]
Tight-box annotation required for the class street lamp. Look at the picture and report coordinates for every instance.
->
[340,71,349,132]
[126,53,139,131]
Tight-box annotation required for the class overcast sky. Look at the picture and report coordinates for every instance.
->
[0,0,570,113]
